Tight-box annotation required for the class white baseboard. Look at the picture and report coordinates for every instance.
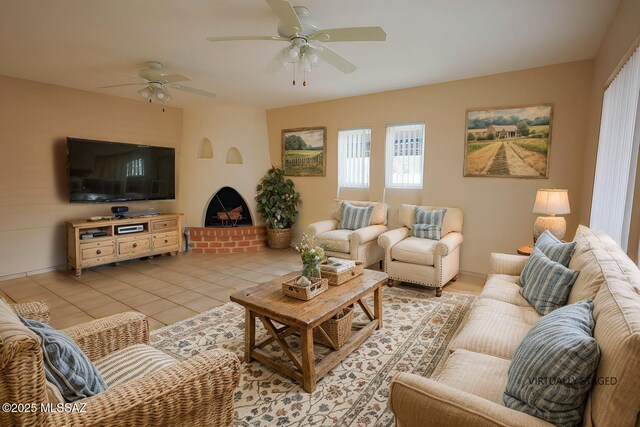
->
[0,265,66,282]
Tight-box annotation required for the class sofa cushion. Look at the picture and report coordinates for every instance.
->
[21,317,106,402]
[448,298,541,359]
[535,230,576,267]
[520,248,579,315]
[391,236,438,266]
[584,265,640,427]
[338,203,373,230]
[333,200,387,226]
[398,204,463,236]
[504,300,599,427]
[480,274,530,307]
[411,207,447,240]
[315,229,352,253]
[95,343,176,387]
[437,349,512,405]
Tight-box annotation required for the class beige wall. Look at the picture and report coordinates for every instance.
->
[266,61,593,274]
[578,0,640,226]
[0,75,182,278]
[177,105,271,228]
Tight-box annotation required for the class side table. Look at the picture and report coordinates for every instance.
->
[517,245,533,256]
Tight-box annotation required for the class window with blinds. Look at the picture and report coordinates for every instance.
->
[385,123,425,188]
[338,128,371,188]
[590,45,640,251]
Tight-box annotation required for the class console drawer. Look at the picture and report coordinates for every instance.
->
[152,219,178,232]
[152,231,179,249]
[81,240,116,260]
[118,236,151,255]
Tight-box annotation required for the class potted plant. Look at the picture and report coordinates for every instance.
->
[255,167,301,249]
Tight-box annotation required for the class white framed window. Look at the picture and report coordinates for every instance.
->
[385,123,425,188]
[338,128,371,188]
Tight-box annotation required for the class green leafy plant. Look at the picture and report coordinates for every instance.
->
[255,167,301,229]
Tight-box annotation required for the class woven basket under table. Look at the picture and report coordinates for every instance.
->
[282,276,328,301]
[313,306,354,350]
[320,261,365,286]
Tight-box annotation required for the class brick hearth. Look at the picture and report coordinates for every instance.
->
[188,225,267,254]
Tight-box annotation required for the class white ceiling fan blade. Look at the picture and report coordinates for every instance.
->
[265,47,289,73]
[207,35,288,42]
[319,45,357,74]
[157,73,190,84]
[168,84,217,98]
[311,27,387,42]
[99,83,147,88]
[265,0,302,34]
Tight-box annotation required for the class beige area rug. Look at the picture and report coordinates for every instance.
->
[151,286,475,427]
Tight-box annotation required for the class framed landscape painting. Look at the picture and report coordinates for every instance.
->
[463,104,553,178]
[282,127,327,176]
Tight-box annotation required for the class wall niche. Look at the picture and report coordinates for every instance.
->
[226,147,243,164]
[197,138,214,159]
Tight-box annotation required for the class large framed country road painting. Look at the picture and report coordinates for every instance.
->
[463,104,553,178]
[282,127,327,177]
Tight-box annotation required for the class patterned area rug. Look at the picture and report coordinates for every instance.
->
[151,286,475,427]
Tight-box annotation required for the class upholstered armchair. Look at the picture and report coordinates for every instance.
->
[0,298,240,427]
[378,204,463,296]
[308,200,388,268]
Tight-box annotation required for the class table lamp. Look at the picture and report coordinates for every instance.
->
[533,189,570,241]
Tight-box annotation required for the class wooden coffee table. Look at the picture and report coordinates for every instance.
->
[230,269,387,392]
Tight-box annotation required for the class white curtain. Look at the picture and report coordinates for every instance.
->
[385,123,425,188]
[338,128,371,189]
[590,46,640,250]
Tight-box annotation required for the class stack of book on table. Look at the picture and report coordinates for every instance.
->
[320,258,356,273]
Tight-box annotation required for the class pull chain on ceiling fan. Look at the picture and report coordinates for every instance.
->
[207,0,386,86]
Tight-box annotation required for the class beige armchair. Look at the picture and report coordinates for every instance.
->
[378,204,463,296]
[308,200,388,268]
[0,298,240,427]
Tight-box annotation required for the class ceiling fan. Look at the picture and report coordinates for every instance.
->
[207,0,386,86]
[100,61,217,103]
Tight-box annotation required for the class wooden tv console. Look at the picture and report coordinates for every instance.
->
[65,213,183,277]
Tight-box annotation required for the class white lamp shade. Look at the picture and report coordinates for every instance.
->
[533,189,570,215]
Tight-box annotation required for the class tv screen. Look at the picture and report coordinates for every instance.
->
[67,137,175,203]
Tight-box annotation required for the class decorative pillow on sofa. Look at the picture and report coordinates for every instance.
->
[411,207,447,240]
[338,202,373,230]
[520,248,579,315]
[20,317,106,402]
[504,300,600,427]
[535,230,576,267]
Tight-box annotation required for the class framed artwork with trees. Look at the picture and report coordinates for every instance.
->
[282,127,327,176]
[463,104,553,178]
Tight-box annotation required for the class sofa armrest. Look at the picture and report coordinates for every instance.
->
[9,301,50,325]
[63,312,149,362]
[435,232,464,256]
[308,220,338,236]
[378,227,410,261]
[390,373,554,427]
[50,349,241,427]
[489,253,529,276]
[351,225,388,247]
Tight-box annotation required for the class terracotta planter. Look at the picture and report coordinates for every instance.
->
[267,227,292,249]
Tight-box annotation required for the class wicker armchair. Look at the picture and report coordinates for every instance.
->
[0,298,240,427]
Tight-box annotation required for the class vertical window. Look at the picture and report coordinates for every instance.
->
[590,45,640,251]
[338,128,371,188]
[385,123,425,188]
[126,158,145,177]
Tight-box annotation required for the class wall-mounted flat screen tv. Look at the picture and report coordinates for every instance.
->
[67,137,176,203]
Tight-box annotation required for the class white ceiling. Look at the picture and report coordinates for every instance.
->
[0,0,621,110]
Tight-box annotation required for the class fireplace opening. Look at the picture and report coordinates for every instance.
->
[204,186,253,227]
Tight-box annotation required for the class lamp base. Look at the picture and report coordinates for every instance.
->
[533,216,566,242]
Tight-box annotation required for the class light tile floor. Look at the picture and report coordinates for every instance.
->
[0,249,484,331]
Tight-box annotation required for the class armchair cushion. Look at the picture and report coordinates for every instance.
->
[411,207,447,240]
[95,343,176,387]
[333,200,388,226]
[315,229,352,253]
[338,202,373,230]
[20,317,106,402]
[391,237,439,266]
[399,204,463,236]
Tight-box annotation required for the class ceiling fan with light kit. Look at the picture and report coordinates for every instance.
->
[100,61,217,103]
[207,0,387,86]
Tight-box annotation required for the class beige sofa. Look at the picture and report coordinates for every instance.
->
[378,204,463,296]
[308,200,388,268]
[389,225,640,427]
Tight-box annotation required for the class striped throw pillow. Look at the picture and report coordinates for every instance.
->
[21,317,107,402]
[504,300,600,427]
[535,230,576,267]
[520,248,579,315]
[411,207,447,240]
[338,202,374,230]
